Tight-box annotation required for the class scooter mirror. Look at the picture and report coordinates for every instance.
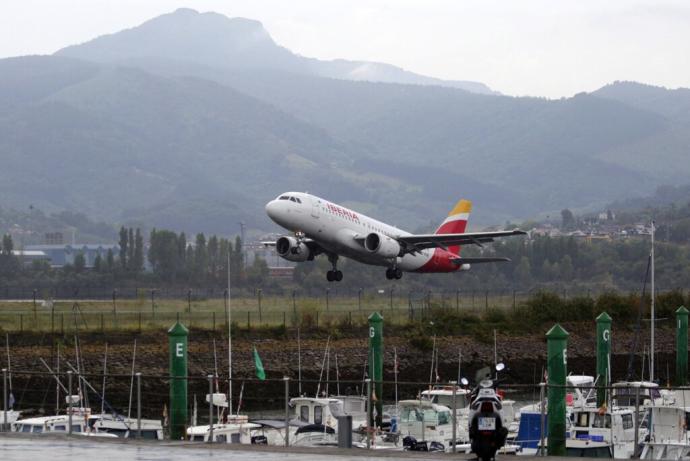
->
[495,363,505,372]
[461,378,469,386]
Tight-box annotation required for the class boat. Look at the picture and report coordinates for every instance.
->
[640,406,690,460]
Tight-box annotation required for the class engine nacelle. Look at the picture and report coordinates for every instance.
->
[459,263,471,271]
[275,236,312,262]
[364,232,401,258]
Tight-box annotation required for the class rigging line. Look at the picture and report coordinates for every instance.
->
[625,254,651,380]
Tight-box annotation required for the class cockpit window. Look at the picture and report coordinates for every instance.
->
[279,196,289,200]
[295,198,302,203]
[289,197,297,202]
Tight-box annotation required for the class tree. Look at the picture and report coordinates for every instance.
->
[513,256,532,287]
[127,228,135,270]
[561,209,575,230]
[93,254,103,272]
[132,228,144,274]
[74,253,86,273]
[118,226,128,269]
[561,255,574,280]
[194,233,208,282]
[106,248,114,271]
[1,234,13,255]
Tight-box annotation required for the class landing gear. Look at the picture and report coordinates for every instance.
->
[326,254,343,282]
[386,267,403,280]
[326,270,343,282]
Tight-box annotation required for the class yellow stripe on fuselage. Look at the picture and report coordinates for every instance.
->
[448,199,472,216]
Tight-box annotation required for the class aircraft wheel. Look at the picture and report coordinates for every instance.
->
[385,268,394,280]
[334,270,343,282]
[394,268,403,279]
[326,270,334,282]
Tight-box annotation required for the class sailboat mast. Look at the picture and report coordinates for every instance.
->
[650,221,655,383]
[227,250,233,415]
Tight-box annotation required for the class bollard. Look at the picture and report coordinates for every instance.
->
[676,307,688,386]
[168,322,189,440]
[284,376,290,447]
[136,372,142,439]
[67,370,73,435]
[365,378,372,449]
[368,312,383,428]
[596,312,612,406]
[2,368,7,432]
[451,380,457,453]
[208,374,214,443]
[546,324,568,456]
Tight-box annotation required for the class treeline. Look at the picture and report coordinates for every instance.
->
[0,228,270,288]
[147,229,266,285]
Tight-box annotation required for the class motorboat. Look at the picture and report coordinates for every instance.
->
[640,405,690,460]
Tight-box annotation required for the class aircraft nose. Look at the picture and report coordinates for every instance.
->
[265,200,279,219]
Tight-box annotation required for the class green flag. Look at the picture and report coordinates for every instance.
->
[253,345,266,380]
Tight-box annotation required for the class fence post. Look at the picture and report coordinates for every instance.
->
[33,289,37,320]
[136,372,142,439]
[365,378,372,450]
[247,311,250,329]
[284,376,290,447]
[101,313,105,333]
[138,312,142,333]
[292,290,297,317]
[538,382,546,456]
[213,312,216,332]
[358,288,362,311]
[456,289,459,312]
[451,380,457,452]
[316,311,319,328]
[326,288,330,311]
[208,374,214,443]
[187,289,192,313]
[61,313,64,335]
[633,384,640,457]
[485,290,489,311]
[19,314,23,333]
[2,368,7,432]
[258,289,262,322]
[67,370,73,435]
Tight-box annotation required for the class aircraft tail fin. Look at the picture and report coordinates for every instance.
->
[435,199,472,255]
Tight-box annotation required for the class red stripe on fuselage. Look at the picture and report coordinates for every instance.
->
[415,248,460,273]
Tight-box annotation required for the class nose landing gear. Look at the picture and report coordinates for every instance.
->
[386,267,403,280]
[326,254,343,282]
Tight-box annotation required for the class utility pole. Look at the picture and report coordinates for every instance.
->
[650,221,655,383]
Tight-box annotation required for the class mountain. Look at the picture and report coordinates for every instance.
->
[2,9,690,235]
[56,8,495,95]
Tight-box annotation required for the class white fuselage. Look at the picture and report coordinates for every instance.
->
[266,192,442,271]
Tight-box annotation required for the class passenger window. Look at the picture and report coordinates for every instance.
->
[279,196,289,200]
[290,197,296,202]
[314,406,323,425]
[296,198,302,203]
[300,405,309,422]
[621,414,633,430]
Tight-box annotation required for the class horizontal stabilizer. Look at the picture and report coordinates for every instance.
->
[450,257,511,264]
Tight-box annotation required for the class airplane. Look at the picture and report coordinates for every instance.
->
[264,192,526,282]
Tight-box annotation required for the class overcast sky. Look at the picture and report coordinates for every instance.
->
[2,0,689,98]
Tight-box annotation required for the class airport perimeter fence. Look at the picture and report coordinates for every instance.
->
[0,285,684,333]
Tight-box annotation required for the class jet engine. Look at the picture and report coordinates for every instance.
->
[276,236,312,262]
[364,232,401,258]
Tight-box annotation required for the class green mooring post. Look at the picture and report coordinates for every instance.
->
[546,323,569,457]
[368,311,383,428]
[676,306,688,386]
[596,312,612,407]
[168,321,189,440]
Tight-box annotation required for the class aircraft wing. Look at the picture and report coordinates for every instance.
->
[397,230,526,252]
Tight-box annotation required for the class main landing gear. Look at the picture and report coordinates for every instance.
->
[326,254,343,282]
[386,267,403,280]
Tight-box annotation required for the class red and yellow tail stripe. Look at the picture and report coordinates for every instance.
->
[435,199,471,255]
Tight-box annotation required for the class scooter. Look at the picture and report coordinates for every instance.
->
[465,363,508,461]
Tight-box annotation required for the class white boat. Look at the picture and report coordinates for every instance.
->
[640,406,690,460]
[567,405,639,459]
[187,414,262,444]
[395,399,454,448]
[92,414,164,440]
[13,406,92,434]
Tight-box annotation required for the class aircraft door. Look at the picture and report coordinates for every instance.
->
[311,197,320,218]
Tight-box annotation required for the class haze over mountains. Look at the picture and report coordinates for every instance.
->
[1,8,689,235]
